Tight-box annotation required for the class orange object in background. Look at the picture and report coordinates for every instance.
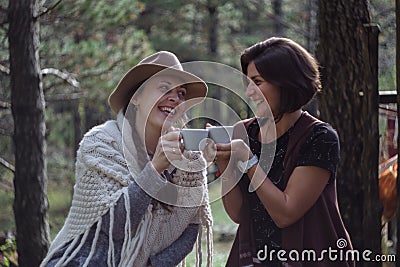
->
[379,157,397,222]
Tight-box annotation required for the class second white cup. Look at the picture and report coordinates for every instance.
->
[208,126,234,144]
[181,129,209,151]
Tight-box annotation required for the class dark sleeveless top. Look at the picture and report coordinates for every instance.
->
[226,112,354,267]
[245,118,339,265]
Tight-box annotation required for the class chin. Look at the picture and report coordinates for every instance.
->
[256,109,269,118]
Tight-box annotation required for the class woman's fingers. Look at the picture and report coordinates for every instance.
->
[215,149,231,160]
[215,143,231,151]
[162,130,181,141]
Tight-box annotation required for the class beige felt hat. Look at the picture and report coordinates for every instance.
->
[108,51,208,113]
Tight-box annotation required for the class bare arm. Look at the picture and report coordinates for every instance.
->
[247,164,330,228]
[216,137,331,229]
[221,179,243,224]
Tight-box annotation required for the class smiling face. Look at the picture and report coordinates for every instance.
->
[132,74,187,135]
[246,61,280,118]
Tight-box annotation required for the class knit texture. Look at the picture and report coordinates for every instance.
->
[134,151,213,267]
[41,111,213,267]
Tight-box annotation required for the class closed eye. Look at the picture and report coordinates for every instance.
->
[159,85,170,92]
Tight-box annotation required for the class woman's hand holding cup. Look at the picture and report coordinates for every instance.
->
[152,129,183,174]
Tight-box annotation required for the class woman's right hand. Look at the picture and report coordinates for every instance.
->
[151,129,183,174]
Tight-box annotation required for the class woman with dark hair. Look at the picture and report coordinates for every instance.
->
[212,37,354,267]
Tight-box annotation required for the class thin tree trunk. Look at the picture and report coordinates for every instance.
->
[207,1,218,58]
[305,0,318,52]
[8,0,50,266]
[317,1,381,265]
[191,1,201,47]
[396,0,400,264]
[272,0,283,36]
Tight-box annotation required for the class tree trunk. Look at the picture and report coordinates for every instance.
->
[8,0,50,266]
[396,0,400,264]
[207,1,218,58]
[317,0,381,265]
[305,0,318,53]
[190,1,201,47]
[272,0,283,36]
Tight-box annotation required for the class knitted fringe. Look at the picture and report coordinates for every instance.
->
[55,226,90,267]
[83,217,102,267]
[118,188,153,267]
[41,189,154,267]
[196,225,203,267]
[192,224,213,267]
[45,217,100,267]
[206,224,213,266]
[107,206,115,267]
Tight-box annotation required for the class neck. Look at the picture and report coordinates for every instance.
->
[135,115,161,156]
[275,109,303,138]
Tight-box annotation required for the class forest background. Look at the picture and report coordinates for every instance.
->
[0,0,398,266]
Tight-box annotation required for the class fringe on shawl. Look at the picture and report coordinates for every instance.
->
[178,223,213,267]
[40,187,153,267]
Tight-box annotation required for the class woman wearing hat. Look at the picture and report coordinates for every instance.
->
[41,51,212,267]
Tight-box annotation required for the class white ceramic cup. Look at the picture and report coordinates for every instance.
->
[208,126,234,144]
[181,129,209,151]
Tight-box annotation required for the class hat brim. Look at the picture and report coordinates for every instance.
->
[108,64,207,113]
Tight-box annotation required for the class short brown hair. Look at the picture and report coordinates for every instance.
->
[240,37,321,121]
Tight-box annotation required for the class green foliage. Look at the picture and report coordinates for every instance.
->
[0,0,397,264]
[370,0,396,90]
[0,190,14,232]
[0,236,17,267]
[40,0,154,118]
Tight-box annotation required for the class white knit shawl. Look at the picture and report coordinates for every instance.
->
[40,112,213,267]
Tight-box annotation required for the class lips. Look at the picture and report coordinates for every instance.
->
[159,106,176,116]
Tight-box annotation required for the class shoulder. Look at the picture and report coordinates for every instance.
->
[296,122,340,179]
[77,119,121,153]
[298,122,340,161]
[308,123,339,144]
[299,122,339,154]
[83,119,119,138]
[81,120,119,142]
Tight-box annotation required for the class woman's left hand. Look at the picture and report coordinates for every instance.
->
[226,139,253,161]
[214,139,253,172]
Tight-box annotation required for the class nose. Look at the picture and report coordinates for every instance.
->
[245,83,256,98]
[166,88,183,103]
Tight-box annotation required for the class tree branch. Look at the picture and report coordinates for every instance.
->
[265,11,313,39]
[42,68,80,88]
[80,58,125,78]
[45,92,84,102]
[36,0,62,18]
[0,156,15,173]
